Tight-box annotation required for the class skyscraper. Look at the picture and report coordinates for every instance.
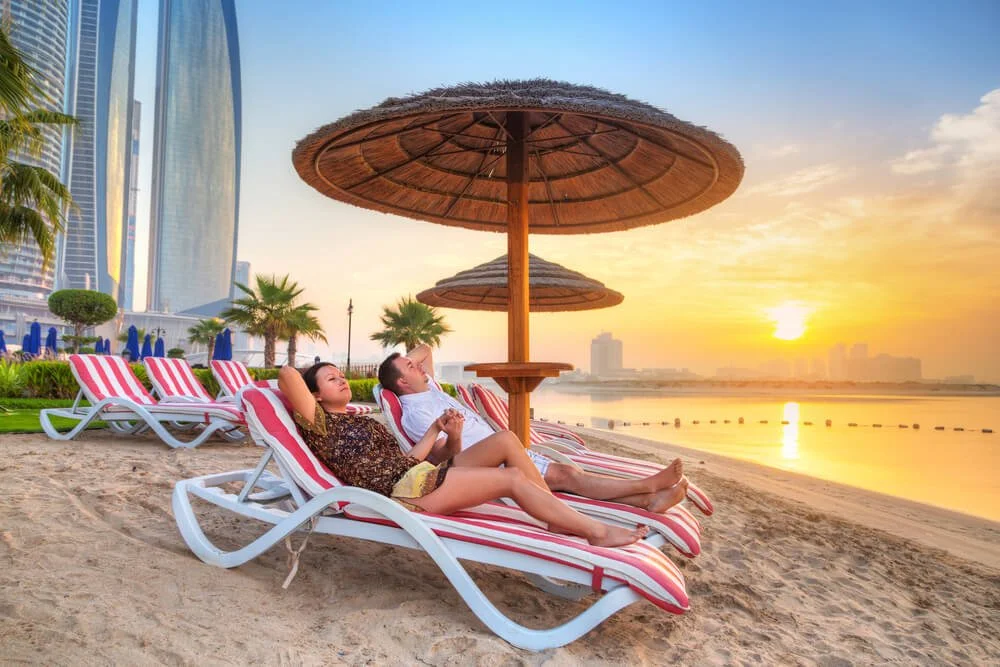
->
[0,0,72,302]
[120,100,140,309]
[147,0,241,314]
[590,332,624,377]
[61,0,138,300]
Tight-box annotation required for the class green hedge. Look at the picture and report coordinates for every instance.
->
[0,361,403,403]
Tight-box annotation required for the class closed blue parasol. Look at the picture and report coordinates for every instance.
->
[45,327,58,356]
[219,328,233,361]
[95,336,104,355]
[22,334,31,357]
[125,325,140,361]
[29,321,41,356]
[141,334,153,360]
[154,336,165,357]
[104,338,112,355]
[0,330,6,354]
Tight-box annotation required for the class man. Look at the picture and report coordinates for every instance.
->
[378,344,688,513]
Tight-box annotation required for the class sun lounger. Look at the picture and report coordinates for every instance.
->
[468,384,714,516]
[373,383,702,558]
[173,386,690,650]
[211,359,375,414]
[39,354,246,448]
[145,357,230,403]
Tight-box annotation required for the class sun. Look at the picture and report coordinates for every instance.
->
[765,301,811,340]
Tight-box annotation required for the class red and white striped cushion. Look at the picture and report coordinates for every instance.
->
[470,384,550,446]
[454,384,477,410]
[144,357,214,401]
[373,384,419,448]
[69,354,156,405]
[211,360,253,397]
[241,388,344,498]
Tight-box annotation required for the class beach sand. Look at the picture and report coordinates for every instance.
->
[1,427,998,665]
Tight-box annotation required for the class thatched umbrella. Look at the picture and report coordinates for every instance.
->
[417,253,624,312]
[293,79,743,443]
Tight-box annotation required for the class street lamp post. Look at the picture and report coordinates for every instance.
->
[346,298,353,375]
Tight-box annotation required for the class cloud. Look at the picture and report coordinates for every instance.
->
[768,143,801,158]
[891,88,1000,177]
[744,164,846,197]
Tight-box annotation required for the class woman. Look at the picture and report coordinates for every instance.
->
[278,363,647,548]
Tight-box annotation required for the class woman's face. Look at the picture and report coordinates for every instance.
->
[314,365,352,407]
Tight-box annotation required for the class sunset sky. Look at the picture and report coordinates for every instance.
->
[130,1,999,381]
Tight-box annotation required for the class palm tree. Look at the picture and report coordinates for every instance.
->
[221,274,302,368]
[283,304,327,367]
[0,25,76,268]
[187,318,225,361]
[370,296,451,352]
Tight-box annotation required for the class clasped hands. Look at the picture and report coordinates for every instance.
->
[434,408,465,439]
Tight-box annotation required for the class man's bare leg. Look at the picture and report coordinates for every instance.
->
[609,478,689,513]
[543,458,684,503]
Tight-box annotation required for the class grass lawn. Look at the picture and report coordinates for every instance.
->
[0,398,103,434]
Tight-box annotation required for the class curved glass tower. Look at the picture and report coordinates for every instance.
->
[62,0,138,299]
[0,0,72,300]
[147,0,241,314]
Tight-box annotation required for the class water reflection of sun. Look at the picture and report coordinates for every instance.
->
[782,402,800,460]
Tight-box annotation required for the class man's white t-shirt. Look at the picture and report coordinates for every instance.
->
[398,384,551,475]
[399,387,494,446]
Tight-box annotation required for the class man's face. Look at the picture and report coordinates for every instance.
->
[392,355,429,394]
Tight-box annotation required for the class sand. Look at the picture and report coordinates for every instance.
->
[1,426,998,665]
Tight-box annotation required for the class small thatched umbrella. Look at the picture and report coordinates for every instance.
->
[417,253,624,312]
[294,79,743,443]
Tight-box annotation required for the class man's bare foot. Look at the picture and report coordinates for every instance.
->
[646,477,689,513]
[649,458,683,490]
[587,523,649,547]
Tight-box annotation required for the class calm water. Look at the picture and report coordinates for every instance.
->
[529,388,1000,521]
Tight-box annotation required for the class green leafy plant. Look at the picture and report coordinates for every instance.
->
[0,359,25,398]
[167,347,185,359]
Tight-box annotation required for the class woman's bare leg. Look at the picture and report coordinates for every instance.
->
[451,431,548,490]
[406,467,648,548]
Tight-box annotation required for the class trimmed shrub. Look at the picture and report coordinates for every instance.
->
[0,360,25,398]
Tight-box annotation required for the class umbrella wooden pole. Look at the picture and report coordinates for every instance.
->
[506,111,531,446]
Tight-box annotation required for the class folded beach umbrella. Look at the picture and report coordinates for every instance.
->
[29,320,41,356]
[95,336,104,355]
[0,330,6,354]
[45,327,58,356]
[125,325,140,361]
[22,334,31,356]
[219,328,233,361]
[105,338,112,355]
[293,79,744,444]
[141,334,153,360]
[154,336,166,358]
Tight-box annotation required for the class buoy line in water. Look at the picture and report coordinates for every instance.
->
[537,417,994,434]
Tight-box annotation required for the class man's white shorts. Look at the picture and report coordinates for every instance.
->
[526,449,551,477]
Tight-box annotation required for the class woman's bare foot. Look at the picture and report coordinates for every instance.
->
[648,458,683,490]
[587,523,649,547]
[646,477,689,513]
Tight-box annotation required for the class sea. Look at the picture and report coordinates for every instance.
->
[527,386,1000,522]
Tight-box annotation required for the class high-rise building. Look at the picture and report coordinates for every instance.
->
[120,100,140,309]
[590,332,623,377]
[232,260,250,297]
[828,343,847,380]
[147,0,241,314]
[0,0,72,302]
[60,0,138,300]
